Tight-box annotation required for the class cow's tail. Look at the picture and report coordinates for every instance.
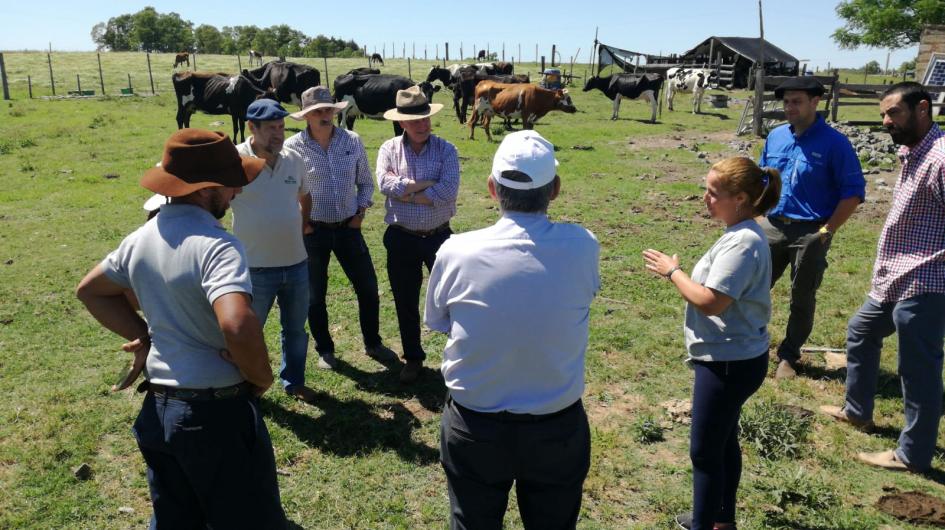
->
[658,84,663,118]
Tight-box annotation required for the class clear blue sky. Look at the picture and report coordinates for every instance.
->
[0,0,920,71]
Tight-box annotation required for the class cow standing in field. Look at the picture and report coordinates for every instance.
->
[666,67,714,114]
[173,52,189,69]
[427,66,529,125]
[243,61,320,108]
[583,73,663,123]
[370,53,384,67]
[477,50,486,60]
[249,50,263,67]
[333,73,439,135]
[171,71,269,143]
[469,85,576,141]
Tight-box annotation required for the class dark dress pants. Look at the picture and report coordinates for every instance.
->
[303,225,382,355]
[383,225,451,360]
[440,397,591,530]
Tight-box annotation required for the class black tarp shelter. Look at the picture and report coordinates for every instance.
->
[667,36,799,88]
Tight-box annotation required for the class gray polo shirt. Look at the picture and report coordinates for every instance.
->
[101,203,252,388]
[684,219,772,362]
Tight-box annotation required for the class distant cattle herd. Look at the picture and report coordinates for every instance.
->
[170,55,720,143]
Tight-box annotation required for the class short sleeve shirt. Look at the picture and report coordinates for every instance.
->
[100,203,251,388]
[684,220,772,362]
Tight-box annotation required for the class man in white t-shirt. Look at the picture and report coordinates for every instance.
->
[232,99,316,403]
[425,130,600,528]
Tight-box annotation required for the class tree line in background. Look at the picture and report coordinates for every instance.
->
[90,6,362,58]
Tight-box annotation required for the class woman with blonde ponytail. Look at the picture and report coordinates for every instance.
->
[643,157,781,530]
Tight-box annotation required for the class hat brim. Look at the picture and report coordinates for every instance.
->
[383,103,444,121]
[289,101,349,121]
[140,156,266,197]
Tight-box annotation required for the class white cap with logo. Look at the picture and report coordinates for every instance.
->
[490,130,559,190]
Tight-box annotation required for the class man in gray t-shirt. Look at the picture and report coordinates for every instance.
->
[76,129,285,528]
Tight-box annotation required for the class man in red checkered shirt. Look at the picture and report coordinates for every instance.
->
[820,82,945,473]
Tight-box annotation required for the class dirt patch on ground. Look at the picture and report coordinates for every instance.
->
[402,398,436,422]
[626,130,744,151]
[876,490,945,527]
[585,384,645,426]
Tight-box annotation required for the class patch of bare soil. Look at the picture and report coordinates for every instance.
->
[585,384,644,426]
[876,490,945,527]
[626,130,742,151]
[402,398,436,422]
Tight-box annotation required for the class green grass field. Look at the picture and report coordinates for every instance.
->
[0,52,941,529]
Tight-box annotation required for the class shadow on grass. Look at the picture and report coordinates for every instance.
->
[761,516,839,530]
[333,357,446,413]
[792,363,903,400]
[264,362,442,464]
[694,111,730,120]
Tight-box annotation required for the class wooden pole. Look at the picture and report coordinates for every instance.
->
[519,43,522,65]
[28,75,33,99]
[0,53,9,100]
[752,0,765,137]
[237,54,242,70]
[408,57,412,79]
[128,72,133,93]
[97,53,105,95]
[502,43,505,61]
[76,73,81,95]
[193,53,197,70]
[590,27,598,77]
[707,38,715,69]
[47,52,55,96]
[830,69,840,122]
[147,52,155,95]
[445,42,449,62]
[551,45,556,67]
[323,57,329,92]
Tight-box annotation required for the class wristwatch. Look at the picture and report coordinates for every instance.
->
[818,225,832,238]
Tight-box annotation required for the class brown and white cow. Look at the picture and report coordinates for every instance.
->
[468,85,576,141]
[173,52,189,69]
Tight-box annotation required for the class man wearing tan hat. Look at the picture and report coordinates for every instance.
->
[76,129,286,528]
[378,85,460,383]
[284,86,397,370]
[425,130,599,528]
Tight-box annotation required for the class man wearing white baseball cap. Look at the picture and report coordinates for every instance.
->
[425,130,600,529]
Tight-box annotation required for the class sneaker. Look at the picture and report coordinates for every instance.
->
[286,385,318,404]
[366,344,398,362]
[857,449,923,473]
[317,353,338,370]
[400,359,422,384]
[774,359,798,379]
[818,405,874,431]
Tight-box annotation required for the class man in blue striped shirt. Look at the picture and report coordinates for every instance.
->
[378,86,461,383]
[285,86,397,370]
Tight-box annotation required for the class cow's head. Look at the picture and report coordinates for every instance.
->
[417,81,441,103]
[555,89,577,113]
[583,76,605,92]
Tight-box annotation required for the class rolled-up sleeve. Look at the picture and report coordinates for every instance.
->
[423,143,461,206]
[376,139,409,197]
[833,136,866,202]
[354,139,374,208]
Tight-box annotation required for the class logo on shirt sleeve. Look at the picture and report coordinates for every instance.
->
[285,175,298,185]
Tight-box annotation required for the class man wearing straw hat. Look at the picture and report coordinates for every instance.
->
[75,129,286,528]
[231,98,317,403]
[378,85,460,384]
[284,86,397,370]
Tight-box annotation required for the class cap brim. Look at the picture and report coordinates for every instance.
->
[383,103,444,121]
[140,156,265,197]
[289,101,349,121]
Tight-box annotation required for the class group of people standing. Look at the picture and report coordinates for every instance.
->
[75,78,944,530]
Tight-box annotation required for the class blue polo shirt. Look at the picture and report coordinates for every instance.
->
[760,115,865,221]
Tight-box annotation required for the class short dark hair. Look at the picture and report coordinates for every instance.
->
[493,171,556,213]
[882,82,933,112]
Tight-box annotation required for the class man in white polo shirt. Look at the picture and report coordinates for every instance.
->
[232,99,316,403]
[425,130,600,529]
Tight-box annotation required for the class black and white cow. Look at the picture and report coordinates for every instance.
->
[583,73,663,122]
[333,73,439,135]
[171,71,269,143]
[243,61,320,108]
[665,67,715,114]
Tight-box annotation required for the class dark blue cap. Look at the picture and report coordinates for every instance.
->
[246,99,289,121]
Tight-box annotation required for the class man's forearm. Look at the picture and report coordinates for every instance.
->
[76,265,149,341]
[213,293,274,392]
[826,196,861,233]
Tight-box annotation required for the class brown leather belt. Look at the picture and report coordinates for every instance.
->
[771,216,827,225]
[140,381,252,401]
[391,222,450,238]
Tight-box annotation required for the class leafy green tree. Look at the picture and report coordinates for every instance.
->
[132,7,162,52]
[833,0,945,49]
[194,24,224,54]
[863,60,882,74]
[899,58,917,73]
[91,14,136,51]
[157,11,194,52]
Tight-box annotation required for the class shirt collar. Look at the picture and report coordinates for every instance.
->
[789,113,825,139]
[159,203,223,228]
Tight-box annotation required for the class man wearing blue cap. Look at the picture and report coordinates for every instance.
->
[760,77,865,379]
[232,98,317,403]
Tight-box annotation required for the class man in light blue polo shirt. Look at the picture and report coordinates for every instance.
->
[759,77,865,379]
[426,130,600,529]
[232,99,316,403]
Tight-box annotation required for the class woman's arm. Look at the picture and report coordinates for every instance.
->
[642,249,733,316]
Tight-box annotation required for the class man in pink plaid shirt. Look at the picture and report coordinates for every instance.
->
[821,82,945,473]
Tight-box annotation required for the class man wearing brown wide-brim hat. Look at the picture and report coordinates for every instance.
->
[76,128,286,527]
[377,85,459,383]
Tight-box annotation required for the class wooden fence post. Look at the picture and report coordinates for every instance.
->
[147,52,155,95]
[127,73,133,93]
[407,57,411,80]
[192,53,197,70]
[323,57,329,92]
[76,74,82,95]
[28,75,33,99]
[47,52,55,96]
[445,42,449,62]
[0,53,9,100]
[830,69,840,122]
[97,53,105,95]
[237,54,242,70]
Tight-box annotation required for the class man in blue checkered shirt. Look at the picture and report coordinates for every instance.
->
[285,86,396,369]
[378,86,461,383]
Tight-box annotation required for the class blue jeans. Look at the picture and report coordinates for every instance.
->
[134,392,286,529]
[843,293,945,470]
[250,260,310,389]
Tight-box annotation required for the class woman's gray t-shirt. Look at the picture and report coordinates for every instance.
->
[684,219,772,362]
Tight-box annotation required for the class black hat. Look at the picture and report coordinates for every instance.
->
[775,77,825,99]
